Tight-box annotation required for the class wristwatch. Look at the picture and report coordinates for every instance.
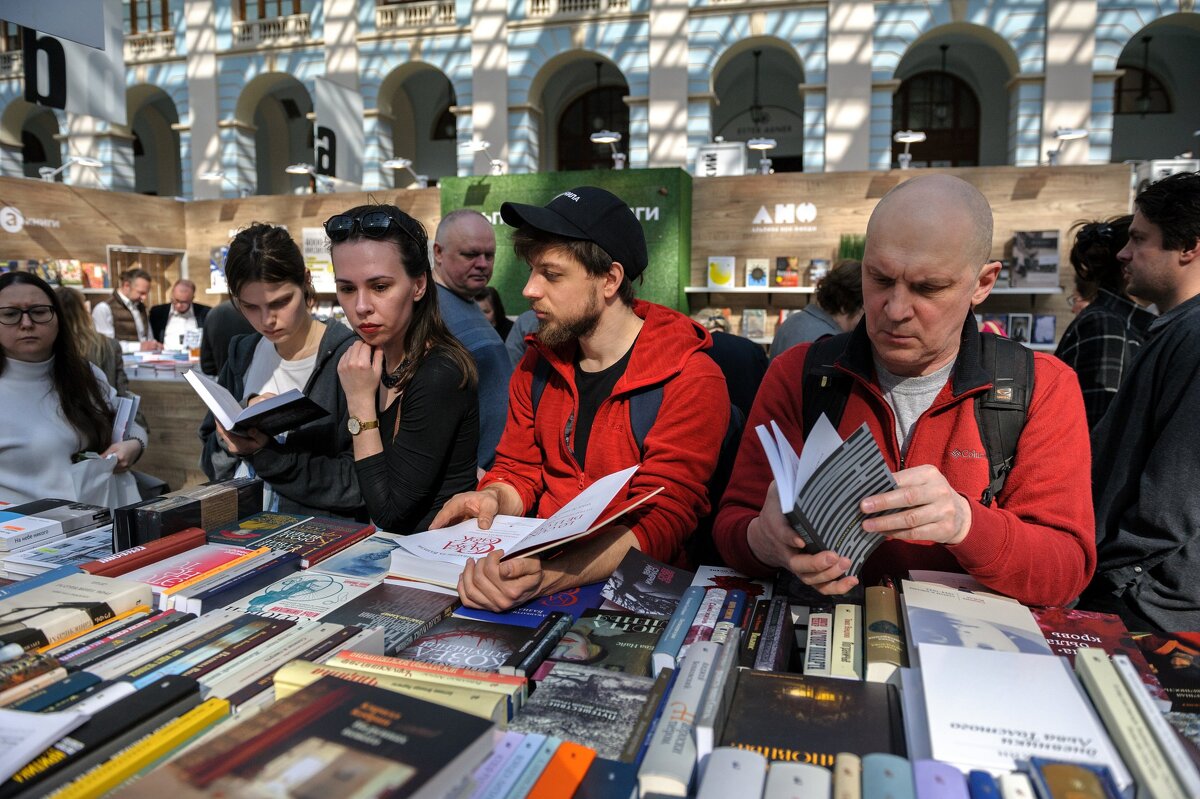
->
[347,416,379,436]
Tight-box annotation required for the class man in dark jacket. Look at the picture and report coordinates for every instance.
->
[149,278,210,348]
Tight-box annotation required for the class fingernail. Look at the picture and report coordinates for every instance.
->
[861,499,875,512]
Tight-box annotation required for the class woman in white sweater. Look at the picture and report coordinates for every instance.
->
[0,271,146,503]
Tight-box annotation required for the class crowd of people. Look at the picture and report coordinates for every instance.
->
[1,172,1198,632]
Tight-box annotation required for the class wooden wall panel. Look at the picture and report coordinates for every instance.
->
[131,380,209,492]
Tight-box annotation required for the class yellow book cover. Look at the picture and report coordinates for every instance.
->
[46,698,231,799]
[274,660,506,725]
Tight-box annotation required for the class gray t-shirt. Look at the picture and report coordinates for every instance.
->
[873,357,954,458]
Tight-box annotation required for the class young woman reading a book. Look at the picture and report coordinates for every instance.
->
[0,271,146,503]
[328,204,479,533]
[198,224,364,519]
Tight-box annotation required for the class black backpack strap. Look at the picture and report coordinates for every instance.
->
[974,333,1034,506]
[628,385,664,456]
[530,354,552,417]
[801,332,854,437]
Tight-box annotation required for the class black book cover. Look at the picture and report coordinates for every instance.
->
[500,611,571,676]
[547,609,666,677]
[229,394,328,437]
[322,582,458,655]
[719,671,906,768]
[738,598,771,669]
[115,478,264,549]
[120,676,495,798]
[600,549,695,619]
[400,617,539,671]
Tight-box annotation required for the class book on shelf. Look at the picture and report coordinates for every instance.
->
[203,511,312,547]
[761,761,832,799]
[390,465,660,588]
[706,256,736,289]
[600,548,695,620]
[510,662,654,761]
[689,564,773,602]
[741,308,767,339]
[679,587,725,662]
[526,740,595,799]
[710,589,747,646]
[833,752,862,799]
[502,735,562,798]
[774,256,801,287]
[901,578,1051,666]
[184,368,329,436]
[545,609,665,677]
[6,670,100,713]
[756,416,899,578]
[200,621,356,699]
[169,549,302,615]
[54,609,196,673]
[0,512,68,554]
[122,676,495,799]
[0,572,152,651]
[739,597,771,669]
[746,258,770,287]
[1010,230,1061,288]
[1032,313,1057,345]
[320,581,459,655]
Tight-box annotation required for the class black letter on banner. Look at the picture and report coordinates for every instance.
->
[23,29,67,110]
[315,126,337,176]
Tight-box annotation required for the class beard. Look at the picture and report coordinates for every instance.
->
[536,292,603,349]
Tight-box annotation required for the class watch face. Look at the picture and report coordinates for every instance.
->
[348,417,361,435]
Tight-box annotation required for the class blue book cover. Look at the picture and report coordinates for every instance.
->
[8,670,102,712]
[0,564,82,601]
[454,581,606,628]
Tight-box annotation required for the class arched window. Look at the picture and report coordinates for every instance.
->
[892,72,980,167]
[556,86,629,172]
[1114,67,1171,115]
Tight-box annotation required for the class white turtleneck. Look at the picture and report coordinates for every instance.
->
[0,357,143,505]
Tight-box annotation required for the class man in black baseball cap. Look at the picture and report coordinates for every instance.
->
[430,185,731,613]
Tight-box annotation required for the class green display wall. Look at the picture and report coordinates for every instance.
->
[439,168,692,313]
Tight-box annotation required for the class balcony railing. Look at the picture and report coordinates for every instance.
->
[125,30,177,61]
[0,51,22,80]
[377,1,456,29]
[527,0,629,16]
[231,13,311,48]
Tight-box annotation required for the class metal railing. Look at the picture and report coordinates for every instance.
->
[231,13,312,48]
[0,51,22,79]
[527,0,629,17]
[377,1,456,29]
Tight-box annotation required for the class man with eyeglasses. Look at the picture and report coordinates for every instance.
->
[149,279,210,350]
[1082,172,1200,631]
[430,187,730,612]
[92,267,161,353]
[432,210,512,470]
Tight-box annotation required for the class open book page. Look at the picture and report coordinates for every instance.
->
[791,415,841,502]
[184,369,242,430]
[755,415,840,510]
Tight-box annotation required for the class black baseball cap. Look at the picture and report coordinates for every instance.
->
[500,186,649,280]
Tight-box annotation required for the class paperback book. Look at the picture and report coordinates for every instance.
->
[455,581,605,628]
[546,609,666,677]
[229,572,381,621]
[901,579,1051,666]
[320,581,458,655]
[204,512,311,547]
[600,549,695,619]
[400,617,538,671]
[250,516,376,568]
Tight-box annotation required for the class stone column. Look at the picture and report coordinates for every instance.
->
[824,0,873,171]
[1042,0,1096,165]
[469,0,508,174]
[646,0,689,167]
[184,0,221,198]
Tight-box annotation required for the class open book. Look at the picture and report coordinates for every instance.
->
[184,369,328,436]
[389,465,663,588]
[757,415,899,578]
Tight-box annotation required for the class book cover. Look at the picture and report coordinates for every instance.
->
[719,671,906,767]
[500,612,573,678]
[1133,632,1200,712]
[400,617,536,671]
[0,512,63,553]
[690,565,773,603]
[230,572,381,620]
[829,602,861,681]
[121,543,260,592]
[323,582,458,655]
[118,676,495,799]
[741,308,767,339]
[1032,607,1168,709]
[865,585,905,683]
[901,579,1051,665]
[706,256,736,289]
[0,573,152,650]
[457,581,605,628]
[774,256,801,287]
[81,527,207,577]
[1008,312,1033,344]
[1010,230,1060,288]
[3,528,113,576]
[315,532,410,579]
[745,258,770,287]
[204,512,311,547]
[918,643,1131,795]
[803,606,833,677]
[511,663,654,761]
[1032,314,1057,345]
[601,549,695,620]
[253,516,376,567]
[184,369,330,436]
[547,609,666,677]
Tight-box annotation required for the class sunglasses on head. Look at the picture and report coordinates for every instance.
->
[324,210,422,246]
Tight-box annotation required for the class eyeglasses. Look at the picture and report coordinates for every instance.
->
[323,210,422,248]
[0,305,55,326]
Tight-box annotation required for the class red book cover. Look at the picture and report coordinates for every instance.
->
[118,544,258,590]
[1032,607,1170,710]
[80,528,207,577]
[253,517,376,567]
[1133,632,1200,713]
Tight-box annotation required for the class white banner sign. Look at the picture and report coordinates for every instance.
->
[314,77,364,187]
[21,0,126,126]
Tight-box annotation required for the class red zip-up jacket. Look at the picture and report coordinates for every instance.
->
[481,300,730,562]
[715,322,1095,607]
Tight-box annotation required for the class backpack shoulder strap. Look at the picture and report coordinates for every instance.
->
[628,385,664,455]
[530,354,552,417]
[801,332,854,438]
[974,333,1034,506]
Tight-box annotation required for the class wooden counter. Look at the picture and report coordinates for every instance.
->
[131,379,209,492]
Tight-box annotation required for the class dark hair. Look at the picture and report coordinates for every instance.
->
[815,259,863,316]
[54,286,108,364]
[0,272,113,452]
[1068,216,1131,295]
[476,286,507,321]
[330,204,476,391]
[224,223,316,307]
[120,267,152,286]
[1135,171,1200,253]
[511,226,637,306]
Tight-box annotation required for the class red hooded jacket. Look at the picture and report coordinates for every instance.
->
[715,322,1095,607]
[481,300,730,562]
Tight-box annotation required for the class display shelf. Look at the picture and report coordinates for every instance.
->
[685,286,815,295]
[991,286,1062,295]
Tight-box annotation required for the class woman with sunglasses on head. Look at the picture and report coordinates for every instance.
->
[198,223,364,518]
[1054,215,1157,429]
[327,205,479,533]
[0,271,146,503]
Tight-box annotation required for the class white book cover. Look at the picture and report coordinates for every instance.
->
[706,256,737,289]
[0,572,152,645]
[226,572,381,620]
[901,579,1051,666]
[689,565,773,601]
[2,526,112,575]
[697,747,767,799]
[762,761,832,799]
[639,641,722,797]
[918,643,1132,796]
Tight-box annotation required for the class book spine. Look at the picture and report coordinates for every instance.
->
[753,596,793,672]
[503,736,562,799]
[785,507,827,553]
[7,670,101,712]
[695,627,742,762]
[1075,647,1187,799]
[499,611,570,676]
[201,623,338,697]
[0,565,83,601]
[862,754,914,799]
[469,730,525,797]
[185,551,302,612]
[620,665,677,764]
[830,603,862,681]
[865,585,905,683]
[178,619,295,681]
[997,772,1036,799]
[0,652,60,687]
[679,588,726,661]
[637,641,721,797]
[739,597,771,669]
[1111,653,1200,797]
[336,650,527,692]
[81,528,207,577]
[0,666,68,706]
[525,739,595,799]
[913,759,967,798]
[651,585,706,674]
[487,733,547,798]
[64,611,194,674]
[299,525,374,567]
[328,652,523,720]
[834,752,863,799]
[967,770,1001,798]
[697,748,768,799]
[711,589,747,646]
[803,608,833,677]
[105,614,245,682]
[762,762,832,799]
[157,547,270,603]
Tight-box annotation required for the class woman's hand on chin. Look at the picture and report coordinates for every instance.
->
[338,340,384,406]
